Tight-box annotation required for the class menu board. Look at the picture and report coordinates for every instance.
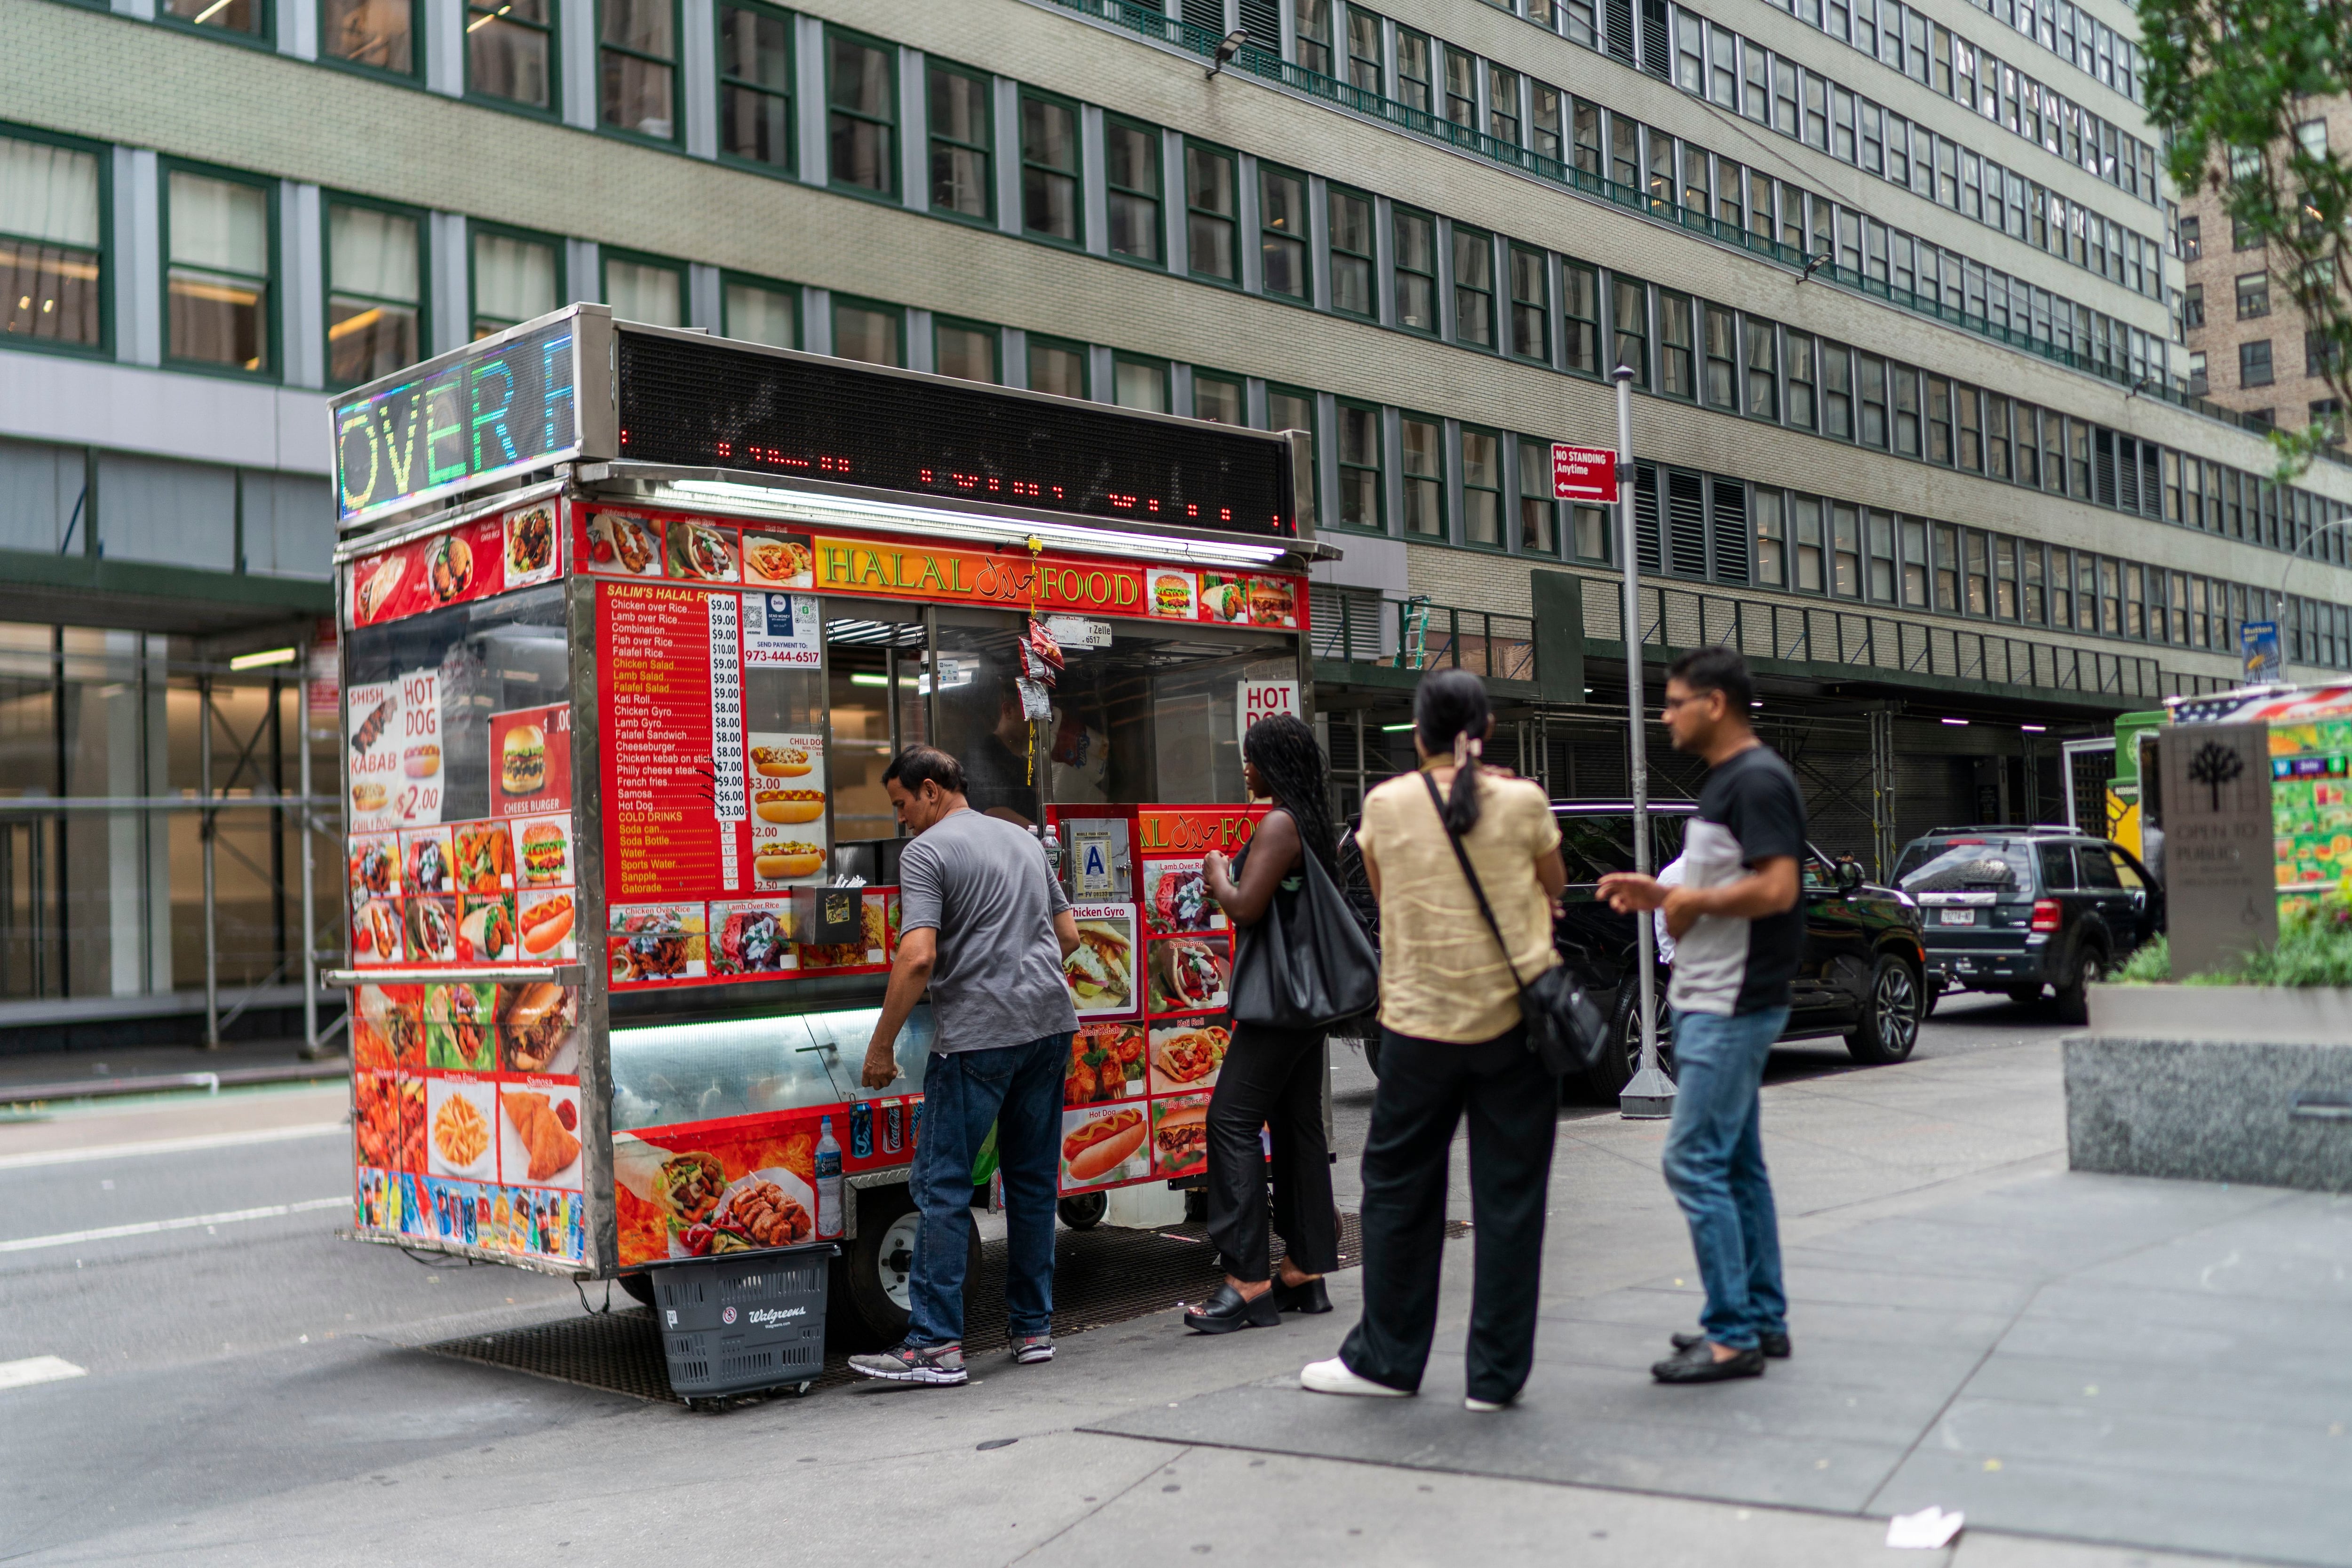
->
[344,501,562,631]
[602,582,737,901]
[2269,716,2352,888]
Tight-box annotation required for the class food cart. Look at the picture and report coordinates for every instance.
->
[324,304,1324,1372]
[2169,681,2352,899]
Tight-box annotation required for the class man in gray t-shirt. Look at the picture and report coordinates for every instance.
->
[849,745,1078,1387]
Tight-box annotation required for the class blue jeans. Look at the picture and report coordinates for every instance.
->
[905,1032,1067,1347]
[1662,1007,1789,1352]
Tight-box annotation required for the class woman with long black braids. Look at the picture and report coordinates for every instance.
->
[1183,714,1343,1332]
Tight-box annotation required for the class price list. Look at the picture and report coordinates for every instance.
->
[599,583,738,901]
[707,592,745,892]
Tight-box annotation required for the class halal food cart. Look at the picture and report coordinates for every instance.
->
[2168,682,2352,900]
[325,304,1325,1381]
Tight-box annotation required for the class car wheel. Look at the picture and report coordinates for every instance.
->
[827,1184,983,1352]
[1844,954,1922,1065]
[2052,945,2103,1027]
[1581,982,1672,1102]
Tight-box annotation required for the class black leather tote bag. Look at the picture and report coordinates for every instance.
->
[1227,828,1382,1031]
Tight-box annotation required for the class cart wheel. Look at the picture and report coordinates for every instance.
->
[616,1272,655,1307]
[1057,1192,1108,1230]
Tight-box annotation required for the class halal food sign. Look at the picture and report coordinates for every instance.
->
[332,316,580,525]
[809,536,1146,616]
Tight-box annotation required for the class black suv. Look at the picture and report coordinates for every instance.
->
[1553,803,1929,1099]
[1894,828,2162,1024]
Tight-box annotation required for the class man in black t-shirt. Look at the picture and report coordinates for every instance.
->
[1600,647,1804,1385]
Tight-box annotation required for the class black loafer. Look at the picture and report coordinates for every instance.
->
[1184,1283,1282,1334]
[1271,1277,1331,1314]
[1651,1340,1765,1383]
[1673,1329,1788,1359]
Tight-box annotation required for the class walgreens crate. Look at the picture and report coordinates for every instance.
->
[651,1243,833,1404]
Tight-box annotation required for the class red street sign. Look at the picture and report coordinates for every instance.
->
[1552,444,1617,503]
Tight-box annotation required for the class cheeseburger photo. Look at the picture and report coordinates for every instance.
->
[501,723,547,796]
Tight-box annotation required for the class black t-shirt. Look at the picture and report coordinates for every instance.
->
[1665,744,1808,1017]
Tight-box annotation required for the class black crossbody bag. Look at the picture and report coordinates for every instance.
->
[1420,772,1607,1078]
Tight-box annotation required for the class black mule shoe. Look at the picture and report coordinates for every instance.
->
[1184,1283,1282,1334]
[1673,1329,1789,1359]
[1650,1339,1765,1383]
[1271,1277,1331,1314]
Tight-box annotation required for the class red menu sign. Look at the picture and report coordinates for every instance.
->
[600,583,738,901]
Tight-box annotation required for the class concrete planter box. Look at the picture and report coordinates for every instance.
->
[2066,984,2352,1194]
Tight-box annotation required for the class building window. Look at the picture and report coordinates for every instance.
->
[1753,490,1785,585]
[1027,334,1086,398]
[1113,356,1166,411]
[2241,338,2274,387]
[1295,0,1334,76]
[933,317,996,382]
[1791,495,1824,591]
[1703,303,1736,410]
[1021,93,1080,244]
[1899,517,1928,607]
[162,0,265,38]
[600,0,676,139]
[827,32,896,195]
[2233,215,2262,250]
[1531,83,1564,164]
[1394,207,1437,332]
[1328,186,1374,318]
[2021,543,2046,623]
[833,294,901,365]
[719,4,792,170]
[322,0,414,73]
[1957,387,1983,471]
[2236,271,2270,318]
[1962,530,1990,615]
[1820,342,1853,439]
[1931,523,1959,611]
[165,169,270,374]
[1260,165,1308,300]
[1345,8,1383,93]
[2181,282,2203,330]
[1268,384,1316,528]
[1831,503,1861,597]
[472,228,556,337]
[1563,261,1598,374]
[326,201,421,387]
[926,64,991,221]
[1891,366,1922,457]
[1866,509,1896,601]
[1488,63,1521,144]
[1509,246,1547,361]
[469,0,552,108]
[2014,405,2040,487]
[2178,215,2200,259]
[1453,226,1494,349]
[1185,144,1237,282]
[1611,275,1648,386]
[0,133,103,350]
[1336,400,1381,530]
[1985,393,2010,479]
[1573,501,1611,562]
[2186,351,2208,396]
[1401,416,1443,536]
[722,276,795,347]
[604,253,683,326]
[1105,119,1160,263]
[1461,428,1502,546]
[1783,331,1816,428]
[1397,27,1434,114]
[1994,535,2019,618]
[1443,48,1476,129]
[1857,353,1888,447]
[1192,371,1242,423]
[1745,318,1777,420]
[1657,288,1695,397]
[1517,438,1555,554]
[1923,374,1953,463]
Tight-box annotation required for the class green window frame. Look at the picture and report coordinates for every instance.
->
[1401,414,1444,537]
[1184,142,1237,284]
[1461,427,1503,548]
[927,60,993,224]
[1508,245,1547,363]
[1516,437,1556,556]
[470,223,563,339]
[467,0,556,114]
[1752,491,1784,584]
[1327,185,1375,319]
[159,0,270,44]
[324,194,427,389]
[1783,330,1815,428]
[161,162,276,379]
[1657,287,1695,398]
[1112,354,1168,412]
[1745,318,1778,420]
[1020,89,1081,246]
[1104,116,1161,265]
[832,293,904,366]
[1702,303,1736,410]
[1397,28,1434,115]
[826,28,898,198]
[1259,163,1308,301]
[1393,206,1437,334]
[1452,224,1494,350]
[1335,398,1383,533]
[1562,260,1597,375]
[933,315,999,383]
[602,248,687,327]
[717,1,793,173]
[1026,333,1088,398]
[1608,273,1646,388]
[1267,382,1319,531]
[319,0,420,79]
[599,0,679,142]
[0,125,109,358]
[721,271,797,348]
[1192,368,1244,424]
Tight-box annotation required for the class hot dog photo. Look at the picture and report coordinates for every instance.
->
[1060,1103,1149,1191]
[516,888,577,958]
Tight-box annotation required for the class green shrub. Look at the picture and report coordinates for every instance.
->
[2128,892,2352,987]
[2115,937,2170,984]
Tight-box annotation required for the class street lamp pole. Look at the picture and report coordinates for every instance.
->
[1614,365,1674,1120]
[2273,516,2352,684]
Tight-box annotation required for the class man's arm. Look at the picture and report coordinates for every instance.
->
[1661,856,1798,938]
[862,927,936,1089]
[1053,907,1080,959]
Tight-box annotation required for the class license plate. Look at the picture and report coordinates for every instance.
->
[1939,908,1978,925]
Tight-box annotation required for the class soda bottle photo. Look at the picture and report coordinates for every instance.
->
[815,1114,844,1240]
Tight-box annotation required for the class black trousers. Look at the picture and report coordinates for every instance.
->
[1340,1024,1558,1404]
[1203,1021,1339,1281]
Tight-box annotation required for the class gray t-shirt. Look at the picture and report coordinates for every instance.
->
[897,809,1076,1053]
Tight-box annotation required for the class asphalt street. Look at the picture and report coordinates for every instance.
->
[0,996,2145,1567]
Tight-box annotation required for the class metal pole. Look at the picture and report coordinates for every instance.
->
[199,678,219,1050]
[298,656,320,1060]
[1615,365,1674,1120]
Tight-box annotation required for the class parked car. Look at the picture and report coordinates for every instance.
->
[1893,826,2162,1025]
[1551,802,1930,1101]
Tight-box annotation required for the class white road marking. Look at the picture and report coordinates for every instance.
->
[0,1197,347,1254]
[0,1122,346,1172]
[0,1356,88,1390]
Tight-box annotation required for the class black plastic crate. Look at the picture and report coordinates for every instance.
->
[650,1243,833,1404]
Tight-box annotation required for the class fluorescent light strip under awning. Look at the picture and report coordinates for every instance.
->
[652,480,1294,569]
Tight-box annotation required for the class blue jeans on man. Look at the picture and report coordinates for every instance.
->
[905,1032,1069,1347]
[1662,1007,1789,1351]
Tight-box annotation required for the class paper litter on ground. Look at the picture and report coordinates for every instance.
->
[1886,1506,1965,1548]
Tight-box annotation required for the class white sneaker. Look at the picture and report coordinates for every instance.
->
[1300,1356,1412,1397]
[1464,1396,1508,1412]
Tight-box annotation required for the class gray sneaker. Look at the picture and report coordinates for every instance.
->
[1011,1335,1054,1365]
[848,1341,968,1385]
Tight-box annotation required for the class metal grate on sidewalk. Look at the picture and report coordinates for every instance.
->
[419,1211,1464,1407]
